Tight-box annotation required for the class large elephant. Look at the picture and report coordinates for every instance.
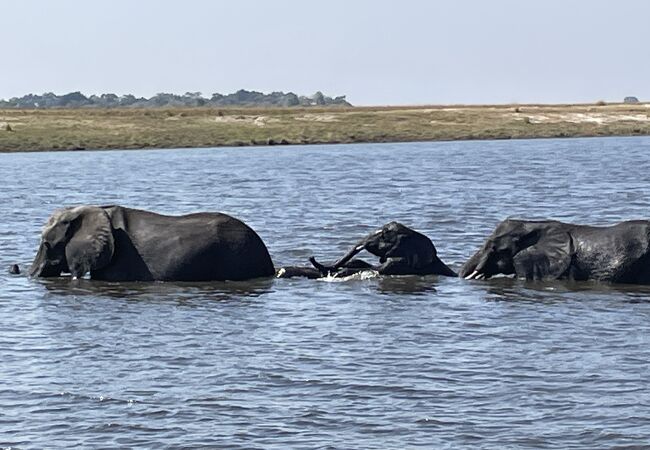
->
[460,218,650,284]
[29,205,275,281]
[278,222,456,278]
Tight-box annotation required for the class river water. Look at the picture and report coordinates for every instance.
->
[2,137,650,448]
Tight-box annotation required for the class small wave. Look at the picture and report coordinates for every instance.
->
[317,270,379,282]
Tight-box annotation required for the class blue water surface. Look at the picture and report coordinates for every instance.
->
[1,137,650,448]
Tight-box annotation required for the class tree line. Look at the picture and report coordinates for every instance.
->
[0,90,352,108]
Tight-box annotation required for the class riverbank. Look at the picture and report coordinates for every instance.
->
[1,103,649,152]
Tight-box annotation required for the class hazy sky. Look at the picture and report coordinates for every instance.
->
[2,0,649,105]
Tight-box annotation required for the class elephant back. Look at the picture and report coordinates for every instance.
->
[102,206,276,281]
[209,213,275,280]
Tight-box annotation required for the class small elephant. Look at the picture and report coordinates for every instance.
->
[276,258,374,279]
[460,218,650,284]
[279,222,456,278]
[8,264,20,275]
[29,205,275,282]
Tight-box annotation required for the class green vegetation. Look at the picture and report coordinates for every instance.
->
[0,90,350,108]
[1,103,649,152]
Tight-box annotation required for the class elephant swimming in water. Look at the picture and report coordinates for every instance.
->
[460,218,650,284]
[278,222,456,278]
[30,205,275,281]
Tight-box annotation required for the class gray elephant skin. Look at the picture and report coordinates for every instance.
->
[460,219,650,284]
[279,222,456,278]
[30,205,275,281]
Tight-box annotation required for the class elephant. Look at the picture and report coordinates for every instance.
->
[276,258,375,279]
[278,222,456,278]
[29,205,275,282]
[460,218,650,284]
[8,264,20,275]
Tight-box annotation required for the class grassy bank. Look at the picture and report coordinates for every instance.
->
[1,103,649,152]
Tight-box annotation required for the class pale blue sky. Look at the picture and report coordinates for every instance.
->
[2,0,649,105]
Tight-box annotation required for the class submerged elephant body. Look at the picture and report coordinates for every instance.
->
[279,222,456,278]
[460,219,650,284]
[277,258,375,279]
[30,205,275,281]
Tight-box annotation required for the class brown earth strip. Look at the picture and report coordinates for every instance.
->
[0,103,649,152]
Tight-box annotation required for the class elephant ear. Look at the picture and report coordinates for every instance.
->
[385,232,435,268]
[513,230,573,280]
[65,206,115,278]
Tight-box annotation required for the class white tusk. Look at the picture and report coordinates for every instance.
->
[476,273,485,280]
[465,270,479,280]
[276,268,286,278]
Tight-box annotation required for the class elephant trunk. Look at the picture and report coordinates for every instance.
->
[309,236,369,275]
[29,243,47,277]
[29,243,63,277]
[330,241,367,269]
[465,257,490,280]
[460,249,489,280]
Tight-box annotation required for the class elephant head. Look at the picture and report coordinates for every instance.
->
[362,221,435,264]
[310,221,445,275]
[29,206,115,279]
[460,219,574,281]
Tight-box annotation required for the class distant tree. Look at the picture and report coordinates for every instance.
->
[182,92,205,106]
[331,95,351,106]
[119,94,138,106]
[282,92,300,107]
[101,93,119,105]
[312,91,326,105]
[59,91,89,107]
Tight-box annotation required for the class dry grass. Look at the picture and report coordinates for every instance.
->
[0,103,649,152]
